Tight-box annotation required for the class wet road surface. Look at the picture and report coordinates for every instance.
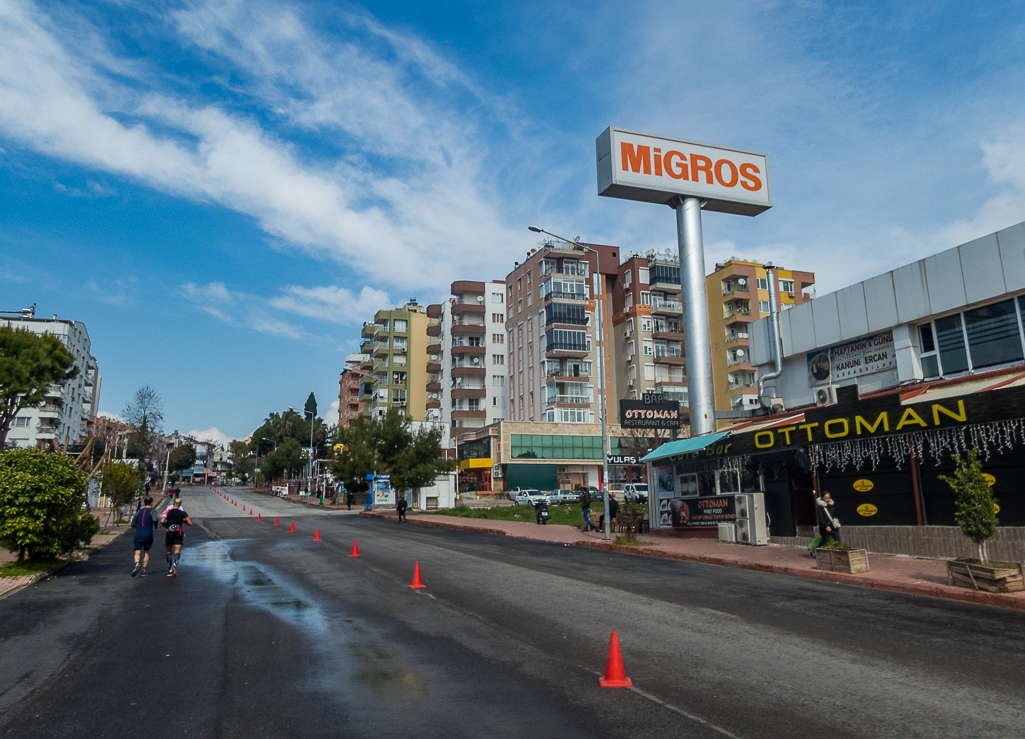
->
[1,485,1024,738]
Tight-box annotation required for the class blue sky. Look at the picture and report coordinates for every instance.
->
[2,0,1024,441]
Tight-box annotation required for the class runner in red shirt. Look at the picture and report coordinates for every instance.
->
[160,498,192,577]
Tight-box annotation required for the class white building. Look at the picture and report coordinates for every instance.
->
[2,306,101,448]
[750,220,1025,408]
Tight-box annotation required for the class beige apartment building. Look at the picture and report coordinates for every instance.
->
[359,300,431,421]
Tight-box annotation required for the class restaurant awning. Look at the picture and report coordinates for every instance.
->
[640,431,731,463]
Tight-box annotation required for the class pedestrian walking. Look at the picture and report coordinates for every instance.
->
[160,498,192,577]
[396,495,408,522]
[815,492,841,552]
[346,489,355,511]
[130,496,157,577]
[599,494,619,531]
[581,488,594,532]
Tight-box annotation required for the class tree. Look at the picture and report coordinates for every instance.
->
[304,392,318,419]
[271,409,302,441]
[0,327,79,447]
[940,449,999,562]
[0,448,90,563]
[332,416,377,494]
[121,386,163,468]
[229,440,253,484]
[101,461,141,523]
[390,423,454,494]
[167,445,196,474]
[263,438,307,481]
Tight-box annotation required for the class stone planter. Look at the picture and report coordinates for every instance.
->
[946,560,1025,593]
[815,547,870,574]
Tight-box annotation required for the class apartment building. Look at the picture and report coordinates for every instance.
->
[505,240,621,426]
[426,280,507,435]
[1,306,101,448]
[609,251,689,411]
[707,259,815,412]
[337,353,369,429]
[359,301,430,420]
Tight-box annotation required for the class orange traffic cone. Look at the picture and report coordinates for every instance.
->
[599,631,633,688]
[242,506,246,512]
[249,509,253,516]
[273,517,279,526]
[234,501,237,507]
[408,561,426,589]
[314,528,321,541]
[257,513,262,521]
[348,540,361,558]
[290,521,295,532]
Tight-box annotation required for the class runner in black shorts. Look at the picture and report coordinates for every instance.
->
[160,498,192,577]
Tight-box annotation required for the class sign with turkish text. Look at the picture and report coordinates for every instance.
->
[620,395,681,429]
[596,127,771,216]
[807,331,896,384]
[669,495,738,528]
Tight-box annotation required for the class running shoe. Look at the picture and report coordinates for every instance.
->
[131,564,140,577]
[140,569,149,577]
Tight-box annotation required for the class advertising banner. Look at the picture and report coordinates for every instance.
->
[807,330,895,385]
[597,127,771,216]
[620,394,682,429]
[657,495,737,529]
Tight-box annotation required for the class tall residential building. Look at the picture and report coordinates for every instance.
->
[1,306,101,448]
[337,353,369,429]
[426,280,507,435]
[609,251,689,411]
[707,259,815,412]
[505,240,621,425]
[358,301,430,420]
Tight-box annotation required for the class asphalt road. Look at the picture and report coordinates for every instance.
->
[1,485,1023,738]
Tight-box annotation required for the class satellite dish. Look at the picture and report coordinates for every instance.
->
[737,277,747,287]
[477,295,485,303]
[736,349,745,357]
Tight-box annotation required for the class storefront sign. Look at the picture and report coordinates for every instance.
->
[853,479,873,492]
[857,503,878,517]
[620,394,681,429]
[607,455,640,465]
[596,127,772,216]
[983,473,996,487]
[807,331,895,385]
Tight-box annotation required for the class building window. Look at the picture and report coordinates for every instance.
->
[511,434,604,458]
[493,354,505,365]
[393,319,408,332]
[392,389,407,404]
[757,277,768,290]
[492,313,504,323]
[624,270,632,287]
[642,339,653,356]
[545,302,587,326]
[758,300,771,314]
[640,292,651,306]
[392,371,407,385]
[517,299,522,313]
[644,363,655,381]
[493,292,503,303]
[638,267,649,285]
[492,333,505,344]
[641,317,652,332]
[527,291,533,307]
[780,279,794,294]
[492,375,505,386]
[624,292,633,309]
[650,264,679,285]
[393,354,407,366]
[918,297,1025,378]
[626,318,634,333]
[546,329,587,352]
[13,417,29,427]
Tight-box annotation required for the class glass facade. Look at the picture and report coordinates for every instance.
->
[650,264,680,285]
[510,435,626,459]
[919,296,1025,378]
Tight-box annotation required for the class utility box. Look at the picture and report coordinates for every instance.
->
[734,492,769,545]
[718,523,736,543]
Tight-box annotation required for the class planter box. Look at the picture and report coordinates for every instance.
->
[815,547,870,574]
[946,560,1025,593]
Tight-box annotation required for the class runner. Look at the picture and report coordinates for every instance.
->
[160,498,192,577]
[130,496,157,577]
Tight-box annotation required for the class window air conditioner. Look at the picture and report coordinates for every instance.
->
[815,386,837,406]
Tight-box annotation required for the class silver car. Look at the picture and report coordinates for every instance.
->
[513,489,548,506]
[548,488,580,504]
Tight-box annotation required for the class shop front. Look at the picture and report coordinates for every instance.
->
[643,378,1025,553]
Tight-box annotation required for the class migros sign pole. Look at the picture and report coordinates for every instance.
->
[596,127,772,436]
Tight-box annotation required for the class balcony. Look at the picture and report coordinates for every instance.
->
[426,343,443,355]
[426,382,442,392]
[427,362,442,372]
[451,323,485,336]
[427,324,442,337]
[360,323,379,339]
[721,281,752,297]
[37,406,61,418]
[359,339,375,353]
[545,395,592,407]
[543,290,586,302]
[426,401,442,410]
[373,343,390,357]
[452,387,487,399]
[725,329,749,344]
[451,410,487,420]
[727,353,750,367]
[654,354,687,366]
[426,303,443,317]
[452,344,486,356]
[451,280,486,294]
[545,344,589,358]
[650,297,682,315]
[723,300,752,321]
[451,366,486,377]
[452,302,486,315]
[652,331,685,341]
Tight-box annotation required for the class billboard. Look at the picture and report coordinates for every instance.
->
[620,393,681,429]
[807,331,896,385]
[596,127,771,216]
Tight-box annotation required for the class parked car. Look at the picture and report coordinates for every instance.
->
[623,483,649,503]
[513,489,548,506]
[549,488,580,504]
[574,485,601,500]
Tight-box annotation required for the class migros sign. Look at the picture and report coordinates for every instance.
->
[596,127,771,216]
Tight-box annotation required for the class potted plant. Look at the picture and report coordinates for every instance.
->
[940,449,1024,593]
[814,540,870,574]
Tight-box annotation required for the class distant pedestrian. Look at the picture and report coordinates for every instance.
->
[816,492,841,551]
[130,496,157,577]
[581,488,594,532]
[346,490,355,511]
[599,495,619,532]
[396,495,408,522]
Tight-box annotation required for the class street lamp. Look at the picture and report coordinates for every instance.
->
[529,225,612,542]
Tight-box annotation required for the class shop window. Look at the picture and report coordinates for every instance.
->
[918,324,940,378]
[935,314,969,374]
[964,299,1023,368]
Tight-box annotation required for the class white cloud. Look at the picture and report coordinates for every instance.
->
[97,410,126,422]
[269,284,391,325]
[187,426,234,447]
[323,399,339,427]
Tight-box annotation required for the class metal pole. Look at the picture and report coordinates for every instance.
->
[594,265,612,541]
[162,447,170,493]
[676,197,715,436]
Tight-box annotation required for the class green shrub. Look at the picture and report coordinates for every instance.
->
[939,449,998,562]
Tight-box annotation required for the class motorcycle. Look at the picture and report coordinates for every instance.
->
[535,502,550,525]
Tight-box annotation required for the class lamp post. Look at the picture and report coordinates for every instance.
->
[529,226,612,541]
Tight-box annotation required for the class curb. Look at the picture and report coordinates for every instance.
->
[361,512,1025,612]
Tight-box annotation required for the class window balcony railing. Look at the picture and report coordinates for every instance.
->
[545,394,592,405]
[544,291,586,302]
[651,297,682,311]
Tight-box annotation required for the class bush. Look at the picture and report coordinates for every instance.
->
[940,449,998,562]
[0,448,88,563]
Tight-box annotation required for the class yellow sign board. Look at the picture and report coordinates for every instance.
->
[459,458,493,470]
[853,479,874,492]
[857,503,878,517]
[993,503,1001,514]
[982,473,996,487]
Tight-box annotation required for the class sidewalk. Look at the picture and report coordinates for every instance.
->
[0,514,129,600]
[363,511,1025,611]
